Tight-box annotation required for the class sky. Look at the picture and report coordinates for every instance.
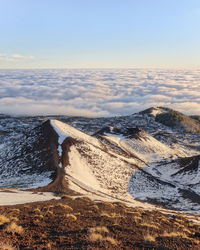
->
[1,0,200,69]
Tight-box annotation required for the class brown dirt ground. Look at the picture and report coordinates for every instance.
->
[0,192,200,250]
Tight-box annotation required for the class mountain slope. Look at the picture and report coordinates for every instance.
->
[50,119,200,212]
[130,154,200,211]
[0,120,58,189]
[153,107,200,133]
[0,107,200,213]
[94,125,189,164]
[51,119,138,203]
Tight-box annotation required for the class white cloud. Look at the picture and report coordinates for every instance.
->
[0,53,35,62]
[0,69,199,116]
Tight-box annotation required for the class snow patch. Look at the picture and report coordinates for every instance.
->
[0,190,60,205]
[66,146,102,190]
[103,133,125,144]
[150,107,164,117]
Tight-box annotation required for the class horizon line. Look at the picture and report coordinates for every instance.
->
[1,66,200,70]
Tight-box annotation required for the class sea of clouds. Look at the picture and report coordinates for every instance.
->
[0,69,199,117]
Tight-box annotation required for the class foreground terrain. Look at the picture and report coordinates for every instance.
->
[0,192,200,249]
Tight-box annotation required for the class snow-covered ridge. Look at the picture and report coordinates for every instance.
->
[50,119,143,203]
[0,109,200,210]
[97,128,185,164]
[50,119,102,168]
[120,131,185,163]
[50,119,100,147]
[49,118,200,213]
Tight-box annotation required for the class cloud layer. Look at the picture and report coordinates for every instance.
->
[0,69,200,117]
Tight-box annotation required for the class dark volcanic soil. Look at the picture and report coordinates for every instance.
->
[0,193,200,250]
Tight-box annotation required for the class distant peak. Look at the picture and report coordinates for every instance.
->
[139,107,164,117]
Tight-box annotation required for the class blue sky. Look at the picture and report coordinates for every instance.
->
[1,0,200,68]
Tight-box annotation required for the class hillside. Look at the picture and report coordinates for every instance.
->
[155,107,200,133]
[0,107,200,249]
